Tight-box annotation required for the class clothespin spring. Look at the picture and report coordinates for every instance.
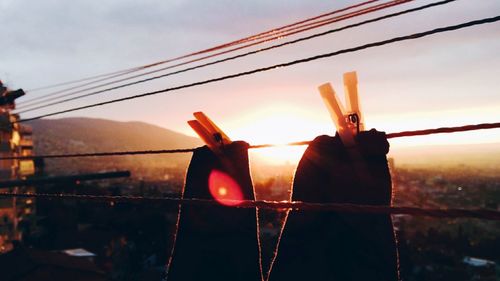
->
[348,113,361,135]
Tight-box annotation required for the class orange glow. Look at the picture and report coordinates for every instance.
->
[184,103,500,165]
[226,104,323,165]
[208,170,244,206]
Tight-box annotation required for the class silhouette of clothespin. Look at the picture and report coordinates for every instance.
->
[188,112,231,155]
[318,71,364,147]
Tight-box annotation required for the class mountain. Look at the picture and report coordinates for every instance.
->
[28,118,202,177]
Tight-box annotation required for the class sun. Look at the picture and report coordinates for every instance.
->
[225,104,332,165]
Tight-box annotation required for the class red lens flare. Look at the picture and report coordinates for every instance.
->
[208,170,244,206]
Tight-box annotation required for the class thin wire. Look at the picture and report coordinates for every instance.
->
[0,171,130,188]
[0,148,196,160]
[2,122,498,160]
[26,68,143,93]
[385,122,500,138]
[18,15,500,123]
[20,68,152,107]
[22,0,380,95]
[17,0,404,110]
[0,192,498,220]
[17,0,413,112]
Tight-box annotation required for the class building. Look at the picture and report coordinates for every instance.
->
[0,81,35,252]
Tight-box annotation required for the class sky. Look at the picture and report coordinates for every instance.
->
[1,0,500,153]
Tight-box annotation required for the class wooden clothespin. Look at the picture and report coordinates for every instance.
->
[344,71,364,133]
[188,112,232,155]
[318,71,364,147]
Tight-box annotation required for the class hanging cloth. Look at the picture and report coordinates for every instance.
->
[167,141,261,281]
[270,129,399,281]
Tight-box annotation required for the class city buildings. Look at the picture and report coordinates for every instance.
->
[0,81,35,252]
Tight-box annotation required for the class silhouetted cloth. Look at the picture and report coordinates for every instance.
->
[168,141,261,281]
[270,130,399,281]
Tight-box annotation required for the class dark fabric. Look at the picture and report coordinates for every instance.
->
[168,141,261,281]
[270,130,399,281]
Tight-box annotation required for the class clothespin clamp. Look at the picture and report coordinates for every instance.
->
[188,112,232,155]
[318,71,364,147]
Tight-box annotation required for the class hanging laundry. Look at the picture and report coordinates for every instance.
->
[270,72,398,281]
[167,112,261,281]
[270,130,399,281]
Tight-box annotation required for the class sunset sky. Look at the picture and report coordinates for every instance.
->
[1,0,499,151]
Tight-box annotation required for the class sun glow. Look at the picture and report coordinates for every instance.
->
[226,104,331,165]
[184,102,500,165]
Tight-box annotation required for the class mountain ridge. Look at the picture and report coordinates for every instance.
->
[28,117,201,152]
[27,117,202,177]
[26,117,500,175]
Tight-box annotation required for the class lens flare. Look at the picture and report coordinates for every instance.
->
[208,170,244,206]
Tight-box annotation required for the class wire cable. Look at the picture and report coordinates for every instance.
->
[17,15,500,123]
[0,192,498,220]
[17,0,405,110]
[2,122,498,160]
[22,0,381,95]
[16,0,414,112]
[0,171,130,188]
[17,0,414,112]
[26,68,144,93]
[385,122,500,138]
